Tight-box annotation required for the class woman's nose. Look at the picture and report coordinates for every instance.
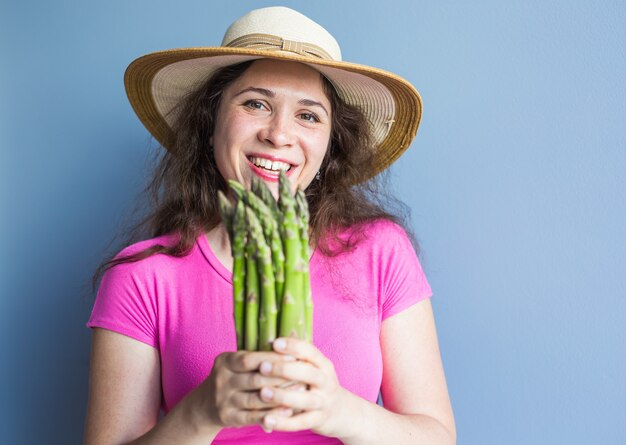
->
[258,112,295,148]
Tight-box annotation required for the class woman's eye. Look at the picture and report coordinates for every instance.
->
[244,100,266,110]
[300,113,319,123]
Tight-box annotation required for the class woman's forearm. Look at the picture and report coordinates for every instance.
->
[336,391,456,445]
[125,391,222,445]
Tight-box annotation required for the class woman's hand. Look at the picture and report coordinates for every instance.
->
[190,350,297,430]
[256,338,356,437]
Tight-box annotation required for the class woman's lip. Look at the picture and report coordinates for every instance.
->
[247,153,296,166]
[247,158,295,182]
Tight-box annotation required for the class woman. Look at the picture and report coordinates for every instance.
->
[85,6,455,444]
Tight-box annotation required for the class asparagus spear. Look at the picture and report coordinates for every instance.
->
[244,190,285,306]
[251,176,279,218]
[244,221,260,351]
[227,179,246,201]
[278,171,306,339]
[246,207,278,351]
[295,189,313,342]
[232,199,247,350]
[217,191,246,349]
[217,191,234,237]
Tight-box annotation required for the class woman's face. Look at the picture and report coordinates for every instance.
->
[211,59,332,197]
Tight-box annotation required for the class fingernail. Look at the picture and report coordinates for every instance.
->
[260,387,274,401]
[265,416,276,428]
[260,361,272,374]
[279,408,293,416]
[274,338,286,350]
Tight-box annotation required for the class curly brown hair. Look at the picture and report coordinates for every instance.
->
[93,60,415,288]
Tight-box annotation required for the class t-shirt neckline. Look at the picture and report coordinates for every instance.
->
[196,232,319,285]
[197,234,233,284]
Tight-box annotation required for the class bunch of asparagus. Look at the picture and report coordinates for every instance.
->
[218,171,313,351]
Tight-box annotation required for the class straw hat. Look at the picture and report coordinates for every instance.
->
[125,6,422,180]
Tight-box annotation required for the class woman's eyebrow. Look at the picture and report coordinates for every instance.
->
[233,86,275,98]
[299,99,329,117]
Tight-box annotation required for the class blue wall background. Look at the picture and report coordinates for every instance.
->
[2,1,624,443]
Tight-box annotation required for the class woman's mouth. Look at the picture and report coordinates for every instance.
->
[247,156,294,181]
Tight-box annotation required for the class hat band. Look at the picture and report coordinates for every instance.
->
[225,33,333,60]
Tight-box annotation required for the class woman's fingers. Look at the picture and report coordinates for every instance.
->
[220,405,293,428]
[259,407,295,432]
[247,339,350,436]
[230,389,273,410]
[259,384,324,411]
[220,350,295,373]
[263,409,322,432]
[210,346,342,432]
[228,371,289,390]
[229,385,319,411]
[208,351,298,428]
[272,338,334,374]
[259,359,326,388]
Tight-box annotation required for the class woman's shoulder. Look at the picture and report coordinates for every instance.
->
[323,218,413,257]
[360,218,410,237]
[115,232,181,259]
[360,219,415,255]
[106,232,193,279]
[345,218,412,246]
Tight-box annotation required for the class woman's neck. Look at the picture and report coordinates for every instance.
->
[205,224,233,271]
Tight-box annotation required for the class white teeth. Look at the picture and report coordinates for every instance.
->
[249,157,291,172]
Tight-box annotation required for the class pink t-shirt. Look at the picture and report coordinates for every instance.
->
[87,219,432,444]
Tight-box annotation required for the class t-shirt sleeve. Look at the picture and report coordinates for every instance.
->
[380,224,433,320]
[87,261,159,348]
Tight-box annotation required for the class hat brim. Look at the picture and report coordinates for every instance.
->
[125,47,422,181]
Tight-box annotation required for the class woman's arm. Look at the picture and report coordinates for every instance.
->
[83,328,222,445]
[84,328,161,444]
[258,299,456,444]
[347,298,456,444]
[84,328,296,445]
